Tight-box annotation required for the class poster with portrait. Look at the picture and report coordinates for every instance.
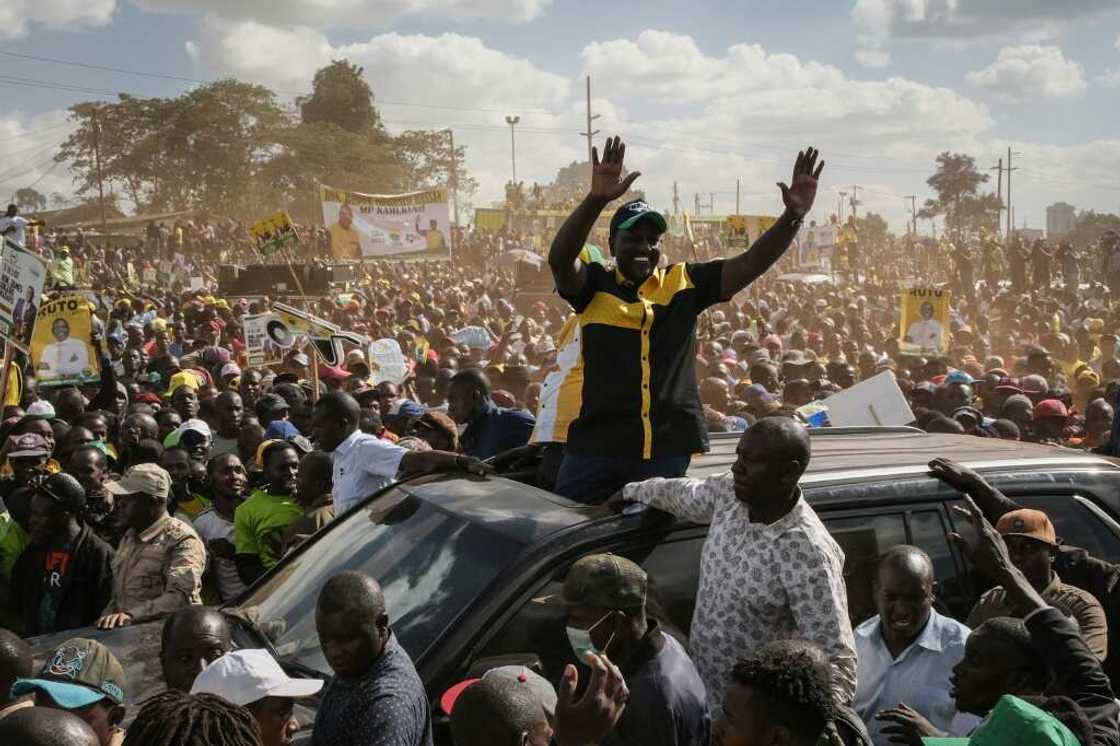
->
[242,313,284,368]
[31,294,100,387]
[320,185,450,260]
[0,239,48,351]
[898,287,951,356]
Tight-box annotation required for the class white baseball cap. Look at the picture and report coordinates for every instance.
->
[190,649,323,706]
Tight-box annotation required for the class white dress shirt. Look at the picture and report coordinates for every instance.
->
[855,609,980,745]
[331,429,407,515]
[624,473,857,711]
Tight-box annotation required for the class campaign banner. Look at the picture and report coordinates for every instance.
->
[899,287,951,356]
[0,239,48,351]
[801,223,837,269]
[31,294,100,387]
[320,185,450,260]
[250,210,299,257]
[242,313,284,368]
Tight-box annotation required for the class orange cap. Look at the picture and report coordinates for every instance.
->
[996,509,1057,546]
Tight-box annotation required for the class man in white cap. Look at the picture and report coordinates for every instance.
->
[191,648,324,746]
[96,463,205,629]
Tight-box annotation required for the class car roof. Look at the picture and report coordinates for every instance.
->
[691,428,1120,484]
[399,428,1120,543]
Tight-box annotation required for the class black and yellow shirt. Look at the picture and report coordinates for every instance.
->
[563,260,726,459]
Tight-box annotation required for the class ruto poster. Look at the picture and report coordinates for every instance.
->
[31,295,100,386]
[0,239,48,351]
[899,287,951,356]
[320,186,450,260]
[250,210,299,257]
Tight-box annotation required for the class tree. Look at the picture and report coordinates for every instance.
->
[918,152,1001,242]
[853,212,890,247]
[299,60,381,134]
[394,129,476,195]
[13,188,47,212]
[1066,210,1120,247]
[543,160,641,207]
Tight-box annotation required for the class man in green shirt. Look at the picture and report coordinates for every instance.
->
[233,441,302,585]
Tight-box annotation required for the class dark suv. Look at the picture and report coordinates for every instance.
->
[28,428,1120,743]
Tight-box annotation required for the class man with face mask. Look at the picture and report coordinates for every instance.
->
[556,553,708,746]
[548,136,824,503]
[615,417,855,711]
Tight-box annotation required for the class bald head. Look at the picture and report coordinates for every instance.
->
[451,676,548,746]
[316,391,361,424]
[879,545,934,587]
[0,707,99,746]
[876,545,936,650]
[744,416,811,469]
[319,571,385,619]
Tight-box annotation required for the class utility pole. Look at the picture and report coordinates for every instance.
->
[505,115,520,183]
[904,195,917,237]
[989,157,1003,233]
[92,105,107,240]
[735,178,741,214]
[672,181,680,215]
[580,75,601,179]
[709,192,716,216]
[838,191,848,223]
[694,193,700,216]
[446,129,459,231]
[848,185,861,219]
[1006,148,1021,239]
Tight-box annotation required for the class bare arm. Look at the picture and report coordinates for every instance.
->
[720,147,824,299]
[549,136,641,299]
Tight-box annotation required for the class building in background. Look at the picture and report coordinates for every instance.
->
[1047,202,1077,239]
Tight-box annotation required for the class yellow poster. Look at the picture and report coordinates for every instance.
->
[31,294,100,387]
[899,287,951,356]
[250,210,299,257]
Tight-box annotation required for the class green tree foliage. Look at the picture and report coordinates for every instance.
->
[918,152,1001,241]
[13,187,47,212]
[543,160,641,208]
[852,212,890,246]
[54,60,474,221]
[299,60,381,134]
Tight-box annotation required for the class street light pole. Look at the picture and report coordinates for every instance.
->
[505,115,520,184]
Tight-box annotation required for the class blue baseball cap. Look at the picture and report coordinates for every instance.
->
[11,638,126,709]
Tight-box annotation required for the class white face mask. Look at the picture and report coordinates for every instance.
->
[566,611,617,663]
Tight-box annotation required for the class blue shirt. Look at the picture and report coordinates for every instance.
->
[460,401,535,459]
[311,633,432,746]
[854,609,980,745]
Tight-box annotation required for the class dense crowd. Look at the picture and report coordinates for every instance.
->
[0,134,1119,746]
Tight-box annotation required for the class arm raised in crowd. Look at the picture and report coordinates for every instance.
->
[548,136,641,299]
[718,147,824,300]
[951,494,1120,746]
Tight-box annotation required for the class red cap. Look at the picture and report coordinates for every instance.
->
[317,364,352,381]
[439,679,480,716]
[1033,399,1068,419]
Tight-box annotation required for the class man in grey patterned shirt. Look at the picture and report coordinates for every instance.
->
[617,417,857,711]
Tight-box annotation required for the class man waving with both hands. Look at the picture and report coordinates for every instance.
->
[548,135,825,503]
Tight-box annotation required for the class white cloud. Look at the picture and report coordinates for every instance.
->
[966,45,1088,100]
[855,48,891,68]
[0,110,77,203]
[135,0,548,27]
[853,0,1117,43]
[1098,70,1120,87]
[0,0,115,38]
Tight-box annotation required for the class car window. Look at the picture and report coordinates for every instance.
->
[238,487,519,675]
[824,514,907,626]
[908,509,971,620]
[1013,494,1120,562]
[470,536,703,686]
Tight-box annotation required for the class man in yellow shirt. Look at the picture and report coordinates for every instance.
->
[416,217,446,252]
[328,204,362,260]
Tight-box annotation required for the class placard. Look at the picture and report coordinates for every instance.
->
[31,295,101,386]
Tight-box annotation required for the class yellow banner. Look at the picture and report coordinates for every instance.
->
[899,287,951,356]
[31,295,100,387]
[320,185,450,260]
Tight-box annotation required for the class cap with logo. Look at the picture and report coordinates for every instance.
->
[25,400,56,419]
[11,638,126,709]
[922,694,1079,746]
[34,473,87,513]
[608,200,668,245]
[190,649,323,706]
[559,553,647,609]
[8,432,51,458]
[105,463,172,499]
[996,508,1057,547]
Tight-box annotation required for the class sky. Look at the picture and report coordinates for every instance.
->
[1,0,1119,234]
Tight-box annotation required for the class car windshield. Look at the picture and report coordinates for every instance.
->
[236,485,518,674]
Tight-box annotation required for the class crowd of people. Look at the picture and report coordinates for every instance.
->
[0,133,1119,746]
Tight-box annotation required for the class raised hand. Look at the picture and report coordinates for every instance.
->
[778,147,825,218]
[554,652,629,746]
[928,458,987,494]
[590,136,641,203]
[948,494,1013,581]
